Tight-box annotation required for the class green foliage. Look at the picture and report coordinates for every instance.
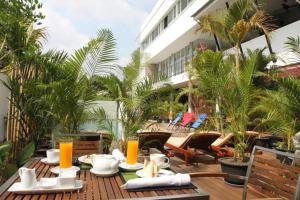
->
[0,142,12,170]
[285,36,300,62]
[38,29,117,134]
[191,48,269,160]
[16,141,35,167]
[254,77,300,151]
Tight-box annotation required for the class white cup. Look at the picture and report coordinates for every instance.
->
[150,154,170,168]
[46,149,60,163]
[58,169,76,188]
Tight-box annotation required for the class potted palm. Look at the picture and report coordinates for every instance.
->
[194,0,276,185]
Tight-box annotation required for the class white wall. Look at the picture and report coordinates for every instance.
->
[0,74,9,142]
[141,0,210,61]
[225,20,300,66]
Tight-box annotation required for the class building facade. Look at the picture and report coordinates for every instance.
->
[139,0,300,90]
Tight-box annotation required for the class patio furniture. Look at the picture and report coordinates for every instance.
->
[243,146,300,200]
[211,131,259,157]
[0,157,209,200]
[54,132,113,157]
[138,131,172,154]
[190,114,208,129]
[165,131,221,165]
[179,112,195,128]
[167,112,183,129]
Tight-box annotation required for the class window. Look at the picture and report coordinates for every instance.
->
[181,0,187,11]
[163,16,168,29]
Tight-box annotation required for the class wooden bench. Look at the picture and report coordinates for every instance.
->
[243,146,300,200]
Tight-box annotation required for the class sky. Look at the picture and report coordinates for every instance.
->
[40,0,158,67]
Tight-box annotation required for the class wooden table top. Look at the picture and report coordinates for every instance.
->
[0,158,209,200]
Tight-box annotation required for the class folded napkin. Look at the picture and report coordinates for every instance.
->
[112,149,126,162]
[121,173,190,189]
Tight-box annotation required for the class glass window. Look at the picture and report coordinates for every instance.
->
[181,0,187,11]
[163,16,168,29]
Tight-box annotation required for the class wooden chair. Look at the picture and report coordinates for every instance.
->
[54,132,113,157]
[243,146,300,200]
[138,131,172,154]
[165,131,221,165]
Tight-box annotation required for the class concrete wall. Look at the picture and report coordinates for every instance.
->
[141,0,210,62]
[0,74,9,142]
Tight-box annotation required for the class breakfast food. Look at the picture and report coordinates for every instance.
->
[143,159,159,178]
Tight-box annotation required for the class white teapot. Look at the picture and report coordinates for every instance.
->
[91,154,119,173]
[18,167,37,188]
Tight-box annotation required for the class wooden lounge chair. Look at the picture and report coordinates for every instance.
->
[138,131,172,154]
[211,131,259,157]
[165,131,221,165]
[243,146,300,200]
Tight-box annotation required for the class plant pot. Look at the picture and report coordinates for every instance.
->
[218,157,249,186]
[275,148,294,164]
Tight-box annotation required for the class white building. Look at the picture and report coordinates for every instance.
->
[140,0,300,92]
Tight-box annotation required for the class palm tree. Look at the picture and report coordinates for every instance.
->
[285,36,300,62]
[191,48,268,160]
[93,49,172,146]
[196,0,275,70]
[255,77,300,151]
[39,29,118,134]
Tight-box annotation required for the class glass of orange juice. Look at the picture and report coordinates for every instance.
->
[59,139,73,168]
[126,137,139,165]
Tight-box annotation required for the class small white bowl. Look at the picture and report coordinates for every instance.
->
[39,178,57,188]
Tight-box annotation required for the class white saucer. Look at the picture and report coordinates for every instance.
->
[90,168,119,177]
[119,162,143,171]
[50,166,80,174]
[136,169,174,178]
[41,158,59,165]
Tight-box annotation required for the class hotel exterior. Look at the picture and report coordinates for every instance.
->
[139,0,300,90]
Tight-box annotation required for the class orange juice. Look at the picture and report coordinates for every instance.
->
[59,142,73,168]
[126,139,139,165]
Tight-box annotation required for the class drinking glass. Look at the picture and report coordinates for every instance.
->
[126,137,139,165]
[59,139,73,168]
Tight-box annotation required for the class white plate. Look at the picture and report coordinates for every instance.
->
[90,168,119,177]
[136,169,174,178]
[119,162,143,171]
[50,166,80,174]
[41,158,59,165]
[8,180,83,194]
[78,154,96,165]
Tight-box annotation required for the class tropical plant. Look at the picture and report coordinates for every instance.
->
[39,29,117,134]
[93,49,172,147]
[255,77,300,151]
[285,36,300,62]
[190,48,269,161]
[196,0,276,70]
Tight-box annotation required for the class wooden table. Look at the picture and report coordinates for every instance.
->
[0,158,209,200]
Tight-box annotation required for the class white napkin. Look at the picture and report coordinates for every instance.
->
[121,174,190,189]
[112,149,126,162]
